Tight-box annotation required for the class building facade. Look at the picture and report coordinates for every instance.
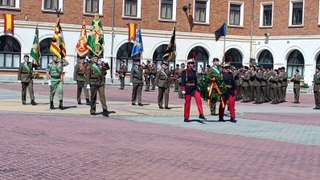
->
[0,0,320,85]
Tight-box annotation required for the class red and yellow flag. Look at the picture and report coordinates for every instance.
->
[127,23,137,41]
[3,14,14,34]
[50,18,66,60]
[76,18,89,57]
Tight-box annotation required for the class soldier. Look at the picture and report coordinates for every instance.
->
[130,59,143,106]
[86,56,110,116]
[260,67,269,102]
[181,59,206,122]
[143,60,151,91]
[17,54,37,105]
[219,63,237,123]
[173,64,180,92]
[290,69,301,103]
[155,62,170,109]
[209,58,222,115]
[253,66,262,104]
[269,69,279,104]
[150,62,157,90]
[281,67,288,102]
[277,68,284,103]
[46,55,69,110]
[177,63,185,98]
[313,66,320,109]
[241,66,250,102]
[74,57,90,105]
[118,60,127,90]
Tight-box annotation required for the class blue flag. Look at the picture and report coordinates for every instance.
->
[215,23,227,41]
[131,26,143,57]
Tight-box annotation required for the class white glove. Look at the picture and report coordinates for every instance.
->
[47,80,51,86]
[129,82,133,86]
[86,84,90,89]
[182,91,186,94]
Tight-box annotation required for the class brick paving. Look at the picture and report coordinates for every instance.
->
[0,83,319,180]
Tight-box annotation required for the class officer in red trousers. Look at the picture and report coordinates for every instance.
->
[181,59,206,122]
[219,63,237,123]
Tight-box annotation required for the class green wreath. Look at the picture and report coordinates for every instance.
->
[199,72,227,102]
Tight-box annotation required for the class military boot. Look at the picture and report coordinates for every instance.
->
[31,100,37,106]
[59,100,64,110]
[22,100,26,105]
[50,101,54,109]
[102,109,109,117]
[86,98,90,105]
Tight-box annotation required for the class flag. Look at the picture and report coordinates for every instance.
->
[30,26,41,66]
[3,14,14,34]
[76,18,89,57]
[88,15,104,58]
[215,23,227,41]
[127,23,137,41]
[131,26,143,57]
[50,18,67,60]
[163,26,176,62]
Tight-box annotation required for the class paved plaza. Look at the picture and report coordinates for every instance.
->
[0,82,319,180]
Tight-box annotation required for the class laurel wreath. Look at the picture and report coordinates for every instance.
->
[198,72,227,102]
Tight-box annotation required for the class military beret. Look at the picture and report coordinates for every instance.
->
[133,59,141,62]
[213,58,220,62]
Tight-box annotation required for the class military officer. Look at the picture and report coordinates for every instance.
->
[143,60,151,91]
[17,54,37,105]
[173,64,180,92]
[74,57,90,105]
[150,62,157,90]
[46,55,69,110]
[313,66,320,109]
[281,67,288,102]
[118,60,127,90]
[209,58,222,115]
[177,63,185,98]
[130,59,143,106]
[290,69,301,103]
[181,59,206,122]
[86,56,110,116]
[155,62,170,109]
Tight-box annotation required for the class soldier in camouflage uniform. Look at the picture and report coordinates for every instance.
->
[143,60,151,91]
[150,62,157,90]
[74,57,90,105]
[17,54,37,105]
[118,60,127,90]
[46,55,69,110]
[86,56,110,116]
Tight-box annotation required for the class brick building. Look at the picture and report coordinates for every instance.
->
[0,0,320,84]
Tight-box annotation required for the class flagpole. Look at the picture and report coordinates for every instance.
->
[223,33,226,65]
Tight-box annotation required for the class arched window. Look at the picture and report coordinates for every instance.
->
[316,53,320,69]
[224,48,242,68]
[39,38,53,69]
[0,35,21,69]
[287,50,304,78]
[257,50,274,69]
[187,46,209,75]
[116,42,133,73]
[153,44,174,70]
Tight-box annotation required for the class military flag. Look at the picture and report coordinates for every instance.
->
[131,26,143,57]
[3,14,14,34]
[127,23,137,41]
[30,26,41,66]
[88,15,104,58]
[215,23,227,41]
[50,18,66,60]
[163,26,176,62]
[76,18,89,57]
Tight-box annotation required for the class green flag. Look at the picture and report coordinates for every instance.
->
[30,26,41,66]
[88,15,104,58]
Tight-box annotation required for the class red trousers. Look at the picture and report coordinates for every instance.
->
[184,91,204,120]
[219,95,236,119]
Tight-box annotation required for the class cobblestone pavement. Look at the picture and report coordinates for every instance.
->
[0,83,319,180]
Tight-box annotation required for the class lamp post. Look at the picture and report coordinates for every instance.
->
[249,0,255,65]
[110,0,115,83]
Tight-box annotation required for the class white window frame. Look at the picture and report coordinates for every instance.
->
[42,0,64,12]
[288,0,304,27]
[83,0,103,15]
[193,0,210,24]
[228,1,244,27]
[122,0,141,19]
[158,0,177,21]
[0,0,20,9]
[259,2,274,27]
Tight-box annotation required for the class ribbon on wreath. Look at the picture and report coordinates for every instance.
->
[208,77,225,108]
